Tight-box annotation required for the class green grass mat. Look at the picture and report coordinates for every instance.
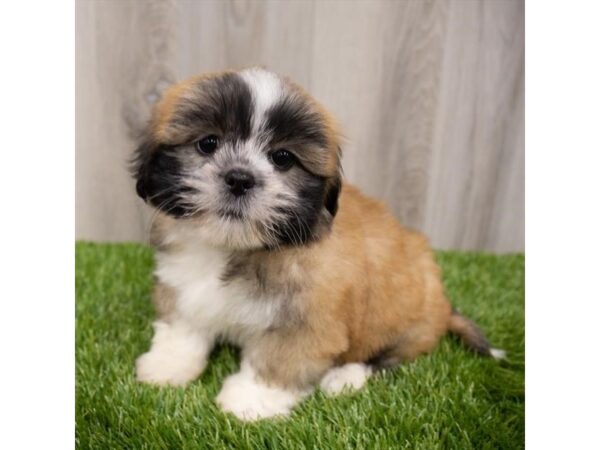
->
[76,242,524,449]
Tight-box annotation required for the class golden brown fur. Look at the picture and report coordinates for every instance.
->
[149,183,453,389]
[134,68,498,419]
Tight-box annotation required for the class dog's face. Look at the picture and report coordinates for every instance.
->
[133,68,342,250]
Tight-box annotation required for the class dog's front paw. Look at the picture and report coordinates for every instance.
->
[319,363,372,396]
[136,320,210,386]
[216,365,301,421]
[135,350,203,387]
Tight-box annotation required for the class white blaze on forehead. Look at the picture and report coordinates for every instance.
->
[240,68,283,133]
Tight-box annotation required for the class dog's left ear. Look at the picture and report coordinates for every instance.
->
[324,175,342,217]
[324,144,342,217]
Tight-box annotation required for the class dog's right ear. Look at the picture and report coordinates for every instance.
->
[130,138,155,202]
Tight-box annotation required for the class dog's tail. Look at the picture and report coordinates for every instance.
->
[448,308,506,360]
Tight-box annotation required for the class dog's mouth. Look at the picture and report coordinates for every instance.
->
[217,194,255,221]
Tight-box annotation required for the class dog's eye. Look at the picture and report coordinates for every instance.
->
[195,135,219,155]
[270,149,295,170]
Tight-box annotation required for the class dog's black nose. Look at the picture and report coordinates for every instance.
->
[224,169,255,196]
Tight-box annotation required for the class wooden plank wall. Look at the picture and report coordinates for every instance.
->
[76,0,524,252]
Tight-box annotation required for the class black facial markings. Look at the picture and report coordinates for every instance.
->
[270,171,329,247]
[261,93,340,246]
[131,72,255,218]
[171,72,253,142]
[131,72,342,232]
[265,96,328,148]
[131,140,194,217]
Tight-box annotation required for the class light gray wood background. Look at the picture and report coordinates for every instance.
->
[76,0,524,252]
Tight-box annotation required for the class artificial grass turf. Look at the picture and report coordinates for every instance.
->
[75,242,524,450]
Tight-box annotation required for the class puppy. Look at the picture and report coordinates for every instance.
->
[132,68,504,421]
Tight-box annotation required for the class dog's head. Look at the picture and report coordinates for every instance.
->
[132,68,342,250]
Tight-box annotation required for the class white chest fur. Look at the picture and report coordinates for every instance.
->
[154,242,280,345]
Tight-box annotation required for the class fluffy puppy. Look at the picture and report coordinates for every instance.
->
[132,68,504,421]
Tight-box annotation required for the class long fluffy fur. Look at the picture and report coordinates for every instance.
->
[132,68,502,421]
